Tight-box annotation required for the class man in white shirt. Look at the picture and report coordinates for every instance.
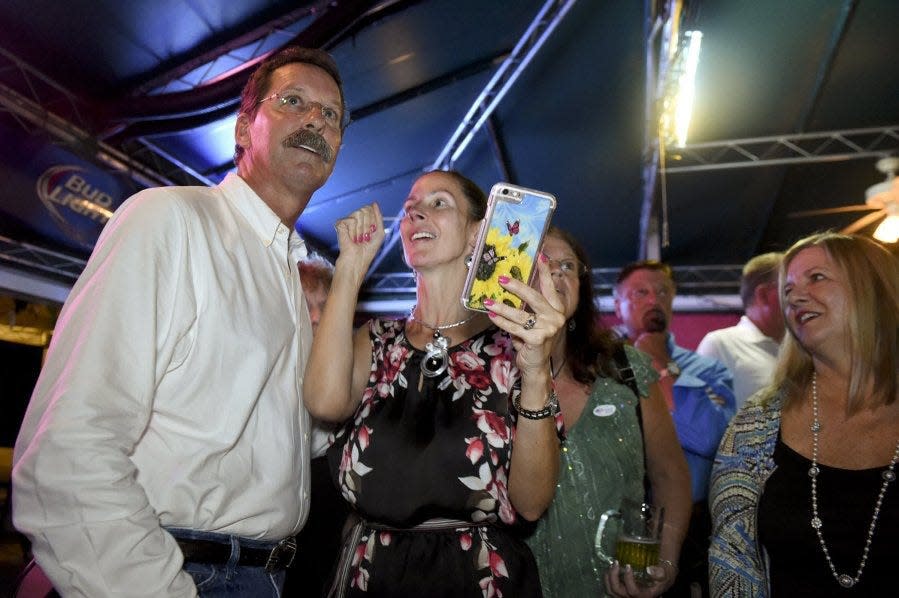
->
[697,252,784,411]
[12,46,347,597]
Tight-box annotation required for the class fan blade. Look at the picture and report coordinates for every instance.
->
[841,210,887,235]
[787,205,874,218]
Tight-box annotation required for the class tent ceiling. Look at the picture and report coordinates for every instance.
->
[1,0,897,310]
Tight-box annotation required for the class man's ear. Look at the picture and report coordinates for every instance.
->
[757,282,777,308]
[235,113,251,151]
[613,295,623,320]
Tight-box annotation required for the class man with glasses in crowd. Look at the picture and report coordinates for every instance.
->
[613,260,735,598]
[13,46,347,596]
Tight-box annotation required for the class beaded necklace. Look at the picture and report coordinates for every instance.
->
[809,372,899,589]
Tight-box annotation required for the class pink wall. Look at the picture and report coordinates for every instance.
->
[599,312,741,351]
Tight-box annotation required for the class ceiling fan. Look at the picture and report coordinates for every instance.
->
[788,156,899,243]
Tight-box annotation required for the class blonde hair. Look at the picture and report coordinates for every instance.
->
[769,233,899,413]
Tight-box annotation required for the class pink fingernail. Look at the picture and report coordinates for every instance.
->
[369,224,377,233]
[498,275,510,284]
[363,232,371,242]
[539,252,548,263]
[483,298,495,306]
[487,311,496,318]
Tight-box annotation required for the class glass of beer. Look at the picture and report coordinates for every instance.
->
[595,498,664,584]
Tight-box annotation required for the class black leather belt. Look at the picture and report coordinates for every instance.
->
[175,536,297,572]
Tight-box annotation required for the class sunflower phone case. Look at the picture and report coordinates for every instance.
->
[461,183,556,312]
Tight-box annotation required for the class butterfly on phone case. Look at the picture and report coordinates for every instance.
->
[476,244,506,281]
[506,219,520,235]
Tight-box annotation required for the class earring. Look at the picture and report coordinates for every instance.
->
[568,320,576,332]
[465,254,473,268]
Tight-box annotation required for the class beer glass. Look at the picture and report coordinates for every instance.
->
[595,498,664,583]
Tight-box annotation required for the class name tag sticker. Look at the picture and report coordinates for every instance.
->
[593,404,617,417]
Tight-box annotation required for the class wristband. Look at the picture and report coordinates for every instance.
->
[513,389,559,420]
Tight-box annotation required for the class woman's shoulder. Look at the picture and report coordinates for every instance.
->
[619,344,658,395]
[621,343,652,369]
[734,388,784,427]
[717,388,784,462]
[367,316,408,342]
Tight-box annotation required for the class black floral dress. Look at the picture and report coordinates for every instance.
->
[326,318,557,597]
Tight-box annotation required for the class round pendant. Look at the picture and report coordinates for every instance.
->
[837,574,854,588]
[421,336,450,378]
[421,350,448,378]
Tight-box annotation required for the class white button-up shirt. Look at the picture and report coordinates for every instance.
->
[13,173,313,597]
[696,315,780,410]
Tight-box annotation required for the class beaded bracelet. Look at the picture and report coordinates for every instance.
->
[513,389,559,420]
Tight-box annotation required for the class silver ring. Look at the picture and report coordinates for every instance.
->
[523,316,537,330]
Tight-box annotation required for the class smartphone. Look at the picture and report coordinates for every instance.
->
[461,183,556,312]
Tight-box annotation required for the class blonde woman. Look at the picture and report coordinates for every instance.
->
[710,233,899,596]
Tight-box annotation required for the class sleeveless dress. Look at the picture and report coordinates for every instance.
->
[326,318,560,597]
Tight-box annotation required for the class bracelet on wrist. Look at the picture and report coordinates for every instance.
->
[513,389,559,420]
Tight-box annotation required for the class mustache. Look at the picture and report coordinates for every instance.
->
[284,128,334,163]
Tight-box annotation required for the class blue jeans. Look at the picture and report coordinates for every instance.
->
[167,528,287,597]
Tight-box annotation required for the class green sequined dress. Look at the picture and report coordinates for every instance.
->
[527,345,658,597]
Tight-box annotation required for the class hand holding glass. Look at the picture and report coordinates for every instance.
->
[595,499,664,584]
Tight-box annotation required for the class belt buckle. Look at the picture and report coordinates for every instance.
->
[265,537,297,572]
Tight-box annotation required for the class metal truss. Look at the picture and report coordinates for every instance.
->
[130,3,334,96]
[664,125,899,174]
[369,0,578,275]
[0,235,86,281]
[431,0,578,170]
[0,47,207,188]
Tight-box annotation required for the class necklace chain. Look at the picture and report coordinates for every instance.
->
[408,305,476,339]
[550,356,566,379]
[408,305,478,379]
[809,372,899,589]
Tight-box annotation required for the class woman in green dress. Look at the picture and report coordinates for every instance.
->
[526,227,691,597]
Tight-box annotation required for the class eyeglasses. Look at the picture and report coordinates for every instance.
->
[258,91,345,129]
[624,285,673,302]
[546,257,587,277]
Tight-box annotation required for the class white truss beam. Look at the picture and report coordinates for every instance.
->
[664,125,899,173]
[368,0,578,275]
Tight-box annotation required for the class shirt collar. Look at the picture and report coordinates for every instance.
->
[220,173,308,261]
[737,315,776,344]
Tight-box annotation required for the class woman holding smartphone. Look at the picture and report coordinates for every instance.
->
[525,227,691,598]
[304,170,564,596]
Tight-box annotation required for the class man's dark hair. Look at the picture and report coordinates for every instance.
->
[615,259,674,289]
[234,46,347,165]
